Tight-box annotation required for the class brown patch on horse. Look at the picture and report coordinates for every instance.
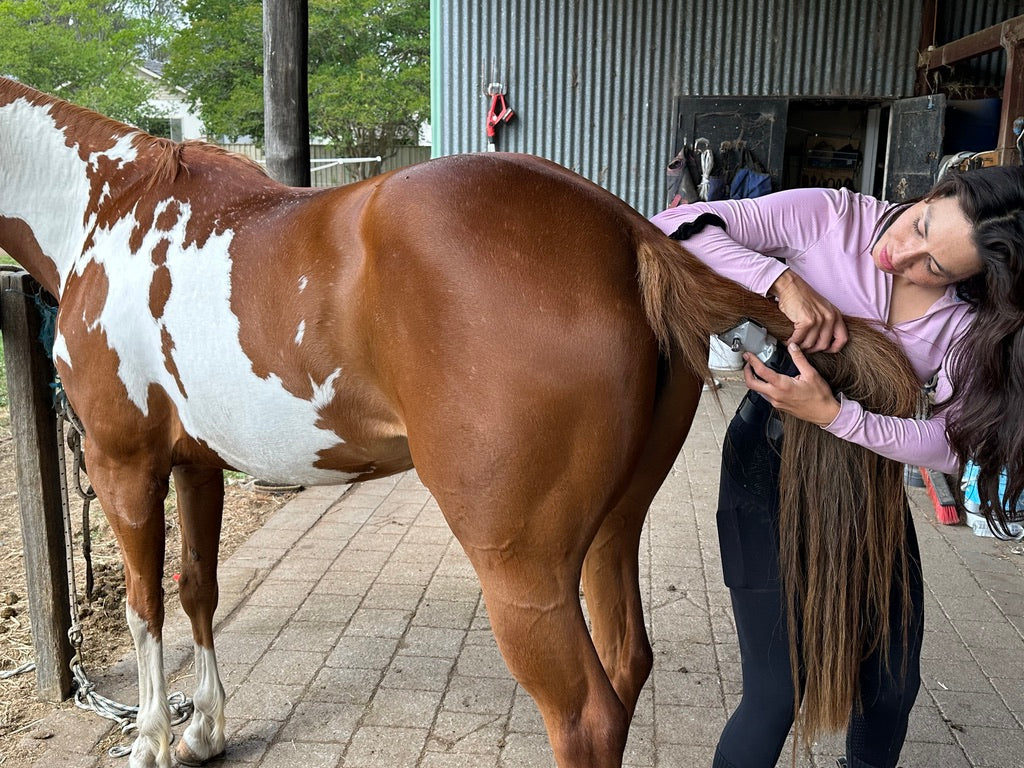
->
[150,260,172,317]
[63,259,110,332]
[160,327,188,399]
[156,201,182,232]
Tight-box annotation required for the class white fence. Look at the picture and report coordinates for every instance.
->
[217,143,431,187]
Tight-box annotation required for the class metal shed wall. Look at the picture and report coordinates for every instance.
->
[430,0,923,216]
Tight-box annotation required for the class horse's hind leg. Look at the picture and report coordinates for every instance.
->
[86,448,174,768]
[419,436,643,766]
[465,530,629,767]
[171,465,227,766]
[582,369,701,715]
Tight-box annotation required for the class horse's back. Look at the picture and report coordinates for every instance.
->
[340,153,663,501]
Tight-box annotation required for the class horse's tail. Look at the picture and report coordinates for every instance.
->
[635,230,922,748]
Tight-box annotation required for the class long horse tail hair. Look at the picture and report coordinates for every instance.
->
[635,231,922,748]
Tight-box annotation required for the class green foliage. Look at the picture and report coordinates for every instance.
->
[163,0,265,141]
[167,0,430,171]
[0,0,176,125]
[309,0,430,172]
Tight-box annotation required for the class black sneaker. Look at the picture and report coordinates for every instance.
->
[836,760,848,768]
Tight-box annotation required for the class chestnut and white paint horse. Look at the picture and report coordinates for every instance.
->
[0,77,914,768]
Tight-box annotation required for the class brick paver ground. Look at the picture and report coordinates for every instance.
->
[8,381,1024,767]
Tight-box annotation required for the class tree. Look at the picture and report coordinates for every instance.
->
[0,0,178,125]
[166,0,430,177]
[308,0,429,178]
[163,0,265,142]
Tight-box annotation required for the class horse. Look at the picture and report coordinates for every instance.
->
[0,76,920,768]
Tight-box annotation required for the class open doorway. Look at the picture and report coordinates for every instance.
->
[783,100,889,198]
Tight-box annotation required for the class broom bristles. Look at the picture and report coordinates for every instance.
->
[922,467,961,525]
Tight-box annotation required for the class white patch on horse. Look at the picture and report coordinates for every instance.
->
[298,275,308,292]
[0,97,126,293]
[126,606,173,768]
[310,368,341,411]
[180,645,225,762]
[295,319,306,345]
[86,200,357,484]
[0,99,358,484]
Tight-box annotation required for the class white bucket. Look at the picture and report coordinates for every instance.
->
[965,502,1024,541]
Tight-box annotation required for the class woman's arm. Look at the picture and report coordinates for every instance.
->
[652,190,856,352]
[824,394,957,473]
[745,344,958,472]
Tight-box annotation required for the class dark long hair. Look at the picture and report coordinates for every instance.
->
[931,166,1024,534]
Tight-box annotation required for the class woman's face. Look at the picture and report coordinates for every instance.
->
[871,196,983,288]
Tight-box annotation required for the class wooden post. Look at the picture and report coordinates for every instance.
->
[0,270,72,702]
[997,23,1024,166]
[263,0,310,186]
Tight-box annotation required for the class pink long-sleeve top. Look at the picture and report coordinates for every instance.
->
[650,187,973,474]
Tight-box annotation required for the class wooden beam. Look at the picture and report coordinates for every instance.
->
[917,14,1024,166]
[0,270,72,702]
[263,0,310,186]
[920,22,1003,70]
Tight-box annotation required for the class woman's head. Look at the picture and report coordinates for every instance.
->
[925,164,1024,307]
[871,165,1024,301]
[871,194,981,288]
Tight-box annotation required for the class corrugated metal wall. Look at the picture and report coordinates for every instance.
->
[431,0,924,216]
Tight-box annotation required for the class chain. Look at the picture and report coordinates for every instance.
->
[54,397,193,758]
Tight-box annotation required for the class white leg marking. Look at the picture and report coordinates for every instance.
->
[179,645,226,762]
[126,607,172,768]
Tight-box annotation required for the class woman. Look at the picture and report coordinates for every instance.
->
[649,165,1024,768]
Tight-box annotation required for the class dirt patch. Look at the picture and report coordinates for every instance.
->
[0,401,294,763]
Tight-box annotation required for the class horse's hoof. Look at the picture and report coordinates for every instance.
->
[174,737,224,766]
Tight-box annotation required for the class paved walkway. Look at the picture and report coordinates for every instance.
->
[10,381,1024,767]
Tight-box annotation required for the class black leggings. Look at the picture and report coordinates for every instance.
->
[712,393,924,768]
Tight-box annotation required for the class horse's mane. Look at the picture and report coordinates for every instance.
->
[147,140,271,189]
[0,77,269,189]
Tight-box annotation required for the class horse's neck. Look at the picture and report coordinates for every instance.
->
[0,91,145,297]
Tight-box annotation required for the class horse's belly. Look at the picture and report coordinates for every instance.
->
[176,383,398,487]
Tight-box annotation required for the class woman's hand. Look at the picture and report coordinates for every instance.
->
[770,270,848,353]
[743,343,841,427]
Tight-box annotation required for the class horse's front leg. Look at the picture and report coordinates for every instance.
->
[171,464,226,766]
[88,446,173,768]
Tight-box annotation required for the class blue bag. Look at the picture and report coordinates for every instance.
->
[730,167,772,199]
[730,147,772,199]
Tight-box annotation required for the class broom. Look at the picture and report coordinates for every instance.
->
[921,467,961,525]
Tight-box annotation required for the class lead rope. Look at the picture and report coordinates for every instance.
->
[55,395,193,758]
